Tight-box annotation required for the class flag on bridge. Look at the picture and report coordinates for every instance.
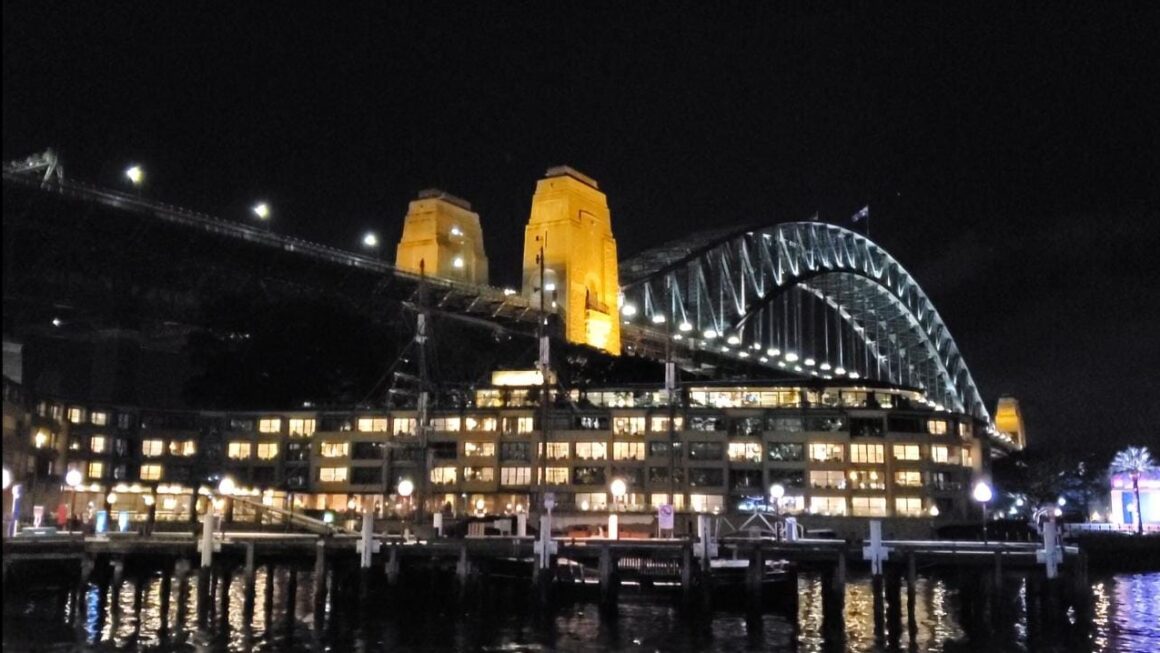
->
[852,205,870,223]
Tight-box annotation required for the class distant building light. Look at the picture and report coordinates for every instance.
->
[651,314,666,324]
[252,202,270,220]
[784,352,799,363]
[703,329,718,339]
[503,288,517,296]
[450,226,463,237]
[452,256,465,269]
[726,334,741,346]
[544,283,556,292]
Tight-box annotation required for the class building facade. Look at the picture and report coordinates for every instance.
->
[11,377,988,527]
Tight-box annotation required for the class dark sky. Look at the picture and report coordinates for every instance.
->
[4,4,1159,453]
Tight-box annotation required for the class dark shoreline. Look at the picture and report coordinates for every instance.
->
[1072,533,1160,571]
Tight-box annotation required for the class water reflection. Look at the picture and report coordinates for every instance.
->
[4,568,1159,652]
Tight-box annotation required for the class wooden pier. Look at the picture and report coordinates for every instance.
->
[2,522,1092,641]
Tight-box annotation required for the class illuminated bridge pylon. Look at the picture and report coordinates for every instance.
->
[619,222,992,424]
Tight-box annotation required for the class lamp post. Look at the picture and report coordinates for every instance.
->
[769,483,785,518]
[125,165,144,195]
[397,479,414,522]
[610,478,627,540]
[972,481,993,544]
[363,232,381,259]
[65,469,83,531]
[143,493,156,536]
[252,202,271,231]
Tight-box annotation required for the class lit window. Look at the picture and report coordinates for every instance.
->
[259,418,282,433]
[650,416,684,432]
[169,440,196,456]
[430,466,457,485]
[575,492,608,511]
[808,443,845,462]
[501,467,531,486]
[509,416,535,434]
[850,443,885,464]
[961,447,973,467]
[809,496,848,516]
[90,435,107,453]
[614,442,646,461]
[894,470,923,487]
[465,416,497,432]
[320,441,349,458]
[895,497,924,516]
[431,417,461,432]
[541,467,569,485]
[893,444,922,461]
[927,420,948,435]
[140,464,163,481]
[33,430,53,448]
[809,470,847,489]
[613,417,646,436]
[319,467,348,482]
[393,418,416,436]
[257,443,279,460]
[228,441,252,459]
[91,411,108,426]
[575,442,607,461]
[851,496,887,517]
[462,466,495,482]
[464,442,496,457]
[931,445,949,464]
[649,493,686,510]
[847,469,885,490]
[539,442,570,460]
[689,494,725,513]
[68,406,86,424]
[88,461,105,479]
[358,417,388,432]
[289,418,316,437]
[142,439,164,457]
[958,422,972,438]
[727,442,762,463]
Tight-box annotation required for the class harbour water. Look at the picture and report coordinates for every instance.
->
[3,569,1158,652]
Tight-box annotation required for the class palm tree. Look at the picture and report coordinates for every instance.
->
[1110,446,1155,535]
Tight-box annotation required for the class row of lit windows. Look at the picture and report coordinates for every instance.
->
[808,443,972,466]
[809,496,930,517]
[227,442,280,460]
[141,439,197,457]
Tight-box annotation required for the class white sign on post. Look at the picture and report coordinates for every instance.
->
[658,504,675,530]
[33,505,44,528]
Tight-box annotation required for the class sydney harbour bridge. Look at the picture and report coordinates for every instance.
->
[2,152,1015,451]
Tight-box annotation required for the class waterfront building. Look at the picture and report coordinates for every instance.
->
[12,373,987,529]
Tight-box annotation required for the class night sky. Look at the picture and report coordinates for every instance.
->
[4,5,1158,453]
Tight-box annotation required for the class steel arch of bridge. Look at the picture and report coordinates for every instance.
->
[619,222,990,423]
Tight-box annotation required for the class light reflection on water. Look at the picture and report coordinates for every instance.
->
[4,569,1159,652]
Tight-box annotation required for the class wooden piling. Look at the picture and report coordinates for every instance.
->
[386,545,400,588]
[175,559,190,631]
[598,544,618,612]
[680,543,694,605]
[312,540,327,625]
[456,542,471,598]
[196,566,211,627]
[218,564,232,628]
[159,563,172,635]
[74,555,94,628]
[871,572,885,639]
[285,567,299,627]
[746,546,764,611]
[885,567,902,648]
[906,552,917,642]
[243,542,256,621]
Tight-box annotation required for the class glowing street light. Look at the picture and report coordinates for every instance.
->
[610,478,627,509]
[217,476,237,496]
[972,481,993,543]
[397,479,414,498]
[252,202,270,220]
[125,165,144,186]
[769,482,785,519]
[363,232,378,248]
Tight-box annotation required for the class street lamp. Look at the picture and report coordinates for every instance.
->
[362,232,381,259]
[972,481,993,543]
[217,476,237,496]
[252,202,271,231]
[769,483,785,517]
[610,478,627,511]
[65,469,83,531]
[125,165,144,187]
[397,479,414,519]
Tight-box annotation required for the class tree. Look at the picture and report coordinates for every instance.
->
[1109,446,1155,535]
